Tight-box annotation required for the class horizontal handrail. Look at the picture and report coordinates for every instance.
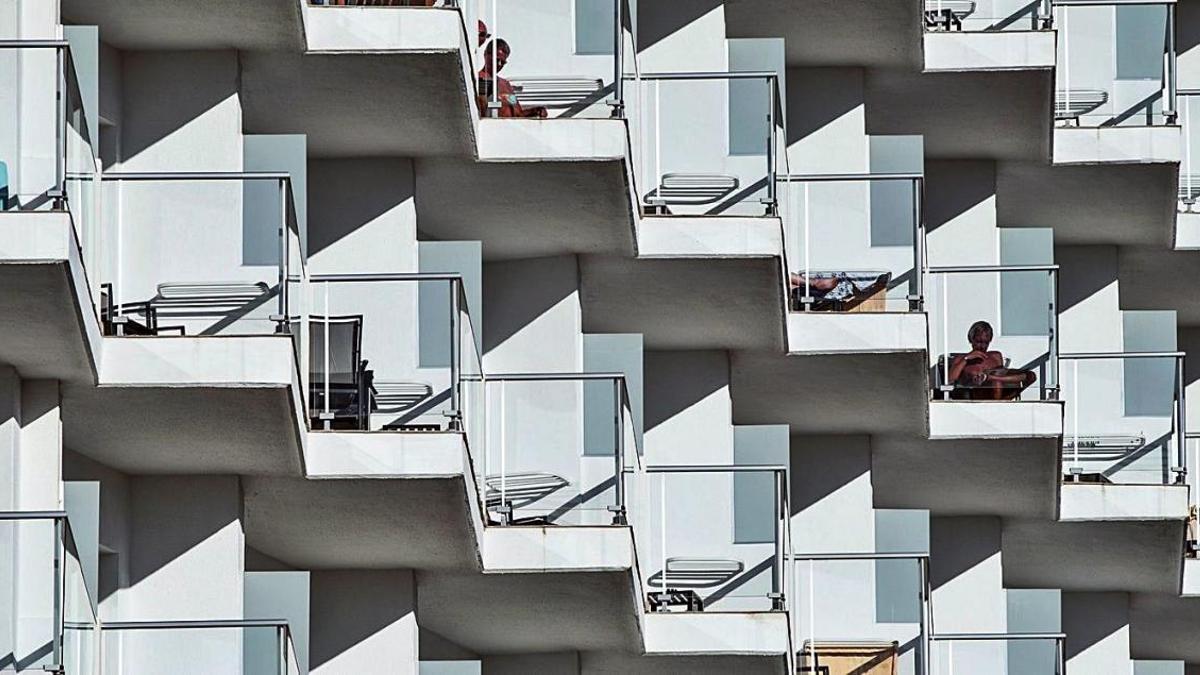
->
[790,551,928,561]
[928,264,1059,274]
[628,70,778,81]
[1060,351,1184,360]
[1053,0,1172,5]
[645,464,787,474]
[468,371,625,382]
[101,171,291,182]
[310,272,464,283]
[0,510,68,520]
[103,619,290,630]
[0,39,69,48]
[931,632,1066,641]
[779,172,924,182]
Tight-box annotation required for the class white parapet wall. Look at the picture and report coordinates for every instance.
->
[787,313,927,355]
[300,2,463,53]
[476,118,628,162]
[1053,126,1182,165]
[1059,484,1189,522]
[928,401,1064,440]
[923,31,1056,72]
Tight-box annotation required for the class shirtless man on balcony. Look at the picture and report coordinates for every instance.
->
[947,320,1036,400]
[477,39,549,119]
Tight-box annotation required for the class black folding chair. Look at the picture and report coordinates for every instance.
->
[309,315,375,430]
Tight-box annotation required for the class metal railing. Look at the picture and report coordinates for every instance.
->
[478,0,631,119]
[923,0,1054,32]
[638,465,790,613]
[0,40,95,211]
[927,264,1059,400]
[1060,351,1186,484]
[1053,0,1177,127]
[98,172,304,343]
[0,40,100,309]
[627,71,781,217]
[100,618,300,675]
[0,511,97,675]
[791,551,931,675]
[929,631,1066,675]
[471,372,633,526]
[306,273,480,434]
[1178,90,1200,212]
[781,173,926,313]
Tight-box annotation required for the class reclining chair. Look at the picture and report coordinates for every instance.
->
[923,0,976,31]
[1055,90,1109,126]
[647,557,744,613]
[309,315,375,430]
[509,77,606,117]
[643,173,740,215]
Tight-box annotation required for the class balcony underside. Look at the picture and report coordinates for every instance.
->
[245,473,479,570]
[998,161,1178,247]
[872,434,1060,519]
[1115,245,1200,327]
[866,68,1053,161]
[580,253,785,352]
[241,50,476,158]
[418,569,640,655]
[1130,587,1200,663]
[416,156,635,261]
[731,350,929,435]
[722,0,922,68]
[61,0,301,51]
[1002,517,1185,594]
[0,212,99,384]
[63,336,305,476]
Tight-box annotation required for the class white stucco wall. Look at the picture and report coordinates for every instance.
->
[1063,592,1132,675]
[310,569,418,675]
[113,476,244,675]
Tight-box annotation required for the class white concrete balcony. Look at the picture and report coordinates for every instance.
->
[1003,484,1189,594]
[0,211,101,384]
[243,375,793,665]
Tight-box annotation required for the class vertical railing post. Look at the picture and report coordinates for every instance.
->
[321,283,332,431]
[611,377,627,525]
[53,517,64,670]
[1166,3,1178,124]
[1176,355,1187,484]
[278,625,286,675]
[918,556,932,675]
[765,76,778,216]
[1048,269,1059,400]
[771,469,784,610]
[55,47,66,205]
[275,178,288,333]
[610,0,624,118]
[912,177,925,311]
[487,2,499,118]
[449,279,462,431]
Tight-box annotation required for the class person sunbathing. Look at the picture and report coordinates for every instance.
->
[476,39,548,119]
[789,271,889,311]
[947,320,1036,400]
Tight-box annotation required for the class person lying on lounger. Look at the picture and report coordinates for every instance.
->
[476,39,548,119]
[789,271,889,311]
[947,320,1036,400]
